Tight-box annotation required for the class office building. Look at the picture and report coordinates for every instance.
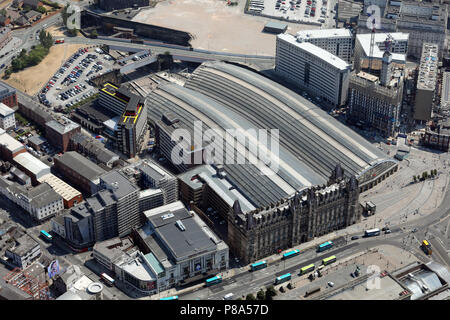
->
[99,83,147,158]
[414,43,439,121]
[354,32,409,73]
[92,202,228,295]
[358,1,448,59]
[137,161,178,204]
[0,103,15,131]
[348,68,404,137]
[296,28,353,63]
[276,34,351,106]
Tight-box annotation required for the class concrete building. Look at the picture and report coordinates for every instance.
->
[358,1,448,59]
[137,160,178,204]
[53,151,107,196]
[227,166,361,264]
[276,34,351,106]
[0,129,26,162]
[348,68,404,137]
[93,201,228,295]
[45,117,81,152]
[441,72,450,112]
[0,103,15,131]
[419,118,450,152]
[5,234,40,269]
[0,82,17,109]
[37,173,83,208]
[353,32,409,73]
[414,43,439,121]
[17,94,51,129]
[295,29,353,63]
[97,0,150,11]
[0,178,64,221]
[99,83,147,158]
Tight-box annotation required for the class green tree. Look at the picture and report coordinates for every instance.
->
[36,6,47,14]
[245,293,256,300]
[90,29,98,39]
[67,28,77,37]
[256,289,265,300]
[265,285,277,299]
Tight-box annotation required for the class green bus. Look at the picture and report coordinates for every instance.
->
[322,255,337,265]
[299,264,315,275]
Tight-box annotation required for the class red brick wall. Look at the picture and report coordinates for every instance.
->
[63,194,83,208]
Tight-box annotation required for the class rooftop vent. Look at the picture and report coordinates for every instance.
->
[161,213,174,220]
[175,220,186,231]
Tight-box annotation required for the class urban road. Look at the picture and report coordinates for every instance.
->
[180,185,450,300]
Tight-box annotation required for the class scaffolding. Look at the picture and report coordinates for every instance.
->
[3,267,52,300]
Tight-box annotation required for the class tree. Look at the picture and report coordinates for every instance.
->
[90,29,98,39]
[256,289,265,300]
[279,286,285,293]
[36,6,47,14]
[413,175,417,183]
[287,282,293,290]
[245,293,256,300]
[265,285,277,299]
[67,28,77,37]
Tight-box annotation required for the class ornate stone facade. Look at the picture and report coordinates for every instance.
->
[227,165,361,264]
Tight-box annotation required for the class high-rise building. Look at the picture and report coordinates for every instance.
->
[296,29,353,63]
[276,34,351,106]
[99,83,147,158]
[414,43,439,121]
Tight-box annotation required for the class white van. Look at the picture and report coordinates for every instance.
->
[223,293,234,300]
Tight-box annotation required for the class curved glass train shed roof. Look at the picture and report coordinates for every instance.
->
[146,61,396,208]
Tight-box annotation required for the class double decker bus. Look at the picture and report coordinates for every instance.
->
[40,230,52,242]
[100,273,115,286]
[205,275,222,286]
[322,255,337,266]
[317,241,333,252]
[250,260,267,272]
[283,249,300,260]
[275,273,291,284]
[364,228,380,237]
[421,240,432,255]
[160,295,179,300]
[299,264,315,275]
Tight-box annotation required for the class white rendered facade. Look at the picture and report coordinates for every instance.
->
[296,29,353,63]
[276,34,351,106]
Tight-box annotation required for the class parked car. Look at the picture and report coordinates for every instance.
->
[351,236,359,240]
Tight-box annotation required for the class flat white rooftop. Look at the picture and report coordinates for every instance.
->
[0,103,14,117]
[356,32,408,62]
[278,34,350,71]
[296,28,352,40]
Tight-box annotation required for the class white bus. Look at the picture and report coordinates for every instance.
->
[364,228,381,237]
[101,273,115,286]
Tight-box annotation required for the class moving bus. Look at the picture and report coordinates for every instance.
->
[275,273,291,284]
[317,241,333,252]
[283,249,300,260]
[250,260,267,272]
[300,264,315,275]
[160,295,179,300]
[40,230,52,241]
[322,255,337,266]
[205,275,222,286]
[421,240,432,255]
[364,228,381,237]
[100,273,115,286]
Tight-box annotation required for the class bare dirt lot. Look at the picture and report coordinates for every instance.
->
[46,25,68,38]
[132,0,320,55]
[5,43,85,95]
